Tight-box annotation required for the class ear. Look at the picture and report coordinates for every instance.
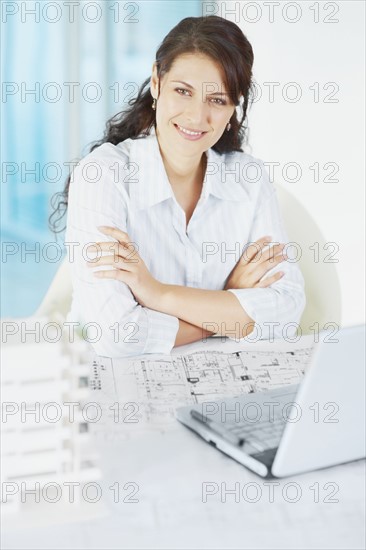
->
[150,62,159,98]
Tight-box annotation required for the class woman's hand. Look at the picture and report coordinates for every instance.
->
[224,236,287,290]
[86,226,165,309]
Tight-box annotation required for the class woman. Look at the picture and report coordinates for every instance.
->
[49,15,306,358]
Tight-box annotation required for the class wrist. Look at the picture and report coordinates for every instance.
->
[136,280,168,311]
[150,281,170,312]
[157,283,173,314]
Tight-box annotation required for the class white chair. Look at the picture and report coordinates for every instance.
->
[34,185,342,334]
[274,184,341,334]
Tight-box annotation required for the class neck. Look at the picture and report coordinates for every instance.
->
[156,128,207,188]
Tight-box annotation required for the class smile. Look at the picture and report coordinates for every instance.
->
[174,124,207,140]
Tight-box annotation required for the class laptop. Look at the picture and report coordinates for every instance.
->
[175,324,366,478]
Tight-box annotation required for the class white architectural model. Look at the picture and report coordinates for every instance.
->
[1,315,101,516]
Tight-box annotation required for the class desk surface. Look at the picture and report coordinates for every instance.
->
[2,336,365,550]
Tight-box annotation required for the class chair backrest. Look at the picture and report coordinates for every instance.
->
[274,184,342,335]
[35,187,342,335]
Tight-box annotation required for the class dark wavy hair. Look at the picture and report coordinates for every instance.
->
[49,15,254,235]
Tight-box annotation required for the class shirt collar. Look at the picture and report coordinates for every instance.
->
[127,125,250,211]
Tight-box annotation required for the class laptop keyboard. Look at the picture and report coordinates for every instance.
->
[223,389,299,453]
[227,416,286,452]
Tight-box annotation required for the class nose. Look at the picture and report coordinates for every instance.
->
[184,97,210,128]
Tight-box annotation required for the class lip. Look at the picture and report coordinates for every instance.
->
[174,123,207,141]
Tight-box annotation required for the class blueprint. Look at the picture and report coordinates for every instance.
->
[88,337,315,436]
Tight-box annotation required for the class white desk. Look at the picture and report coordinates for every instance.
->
[2,336,365,550]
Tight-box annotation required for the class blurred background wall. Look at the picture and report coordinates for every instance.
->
[1,0,364,327]
[1,0,202,316]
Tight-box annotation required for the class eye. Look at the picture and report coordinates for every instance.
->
[175,87,227,106]
[175,87,191,96]
[210,97,227,106]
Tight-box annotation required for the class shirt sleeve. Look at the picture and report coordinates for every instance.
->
[64,155,179,358]
[226,159,306,341]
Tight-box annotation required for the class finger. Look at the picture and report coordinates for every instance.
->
[241,236,272,264]
[257,244,286,265]
[86,241,139,263]
[92,241,130,252]
[247,252,287,282]
[97,226,130,244]
[256,270,285,288]
[93,268,133,285]
[87,254,135,271]
[85,241,120,260]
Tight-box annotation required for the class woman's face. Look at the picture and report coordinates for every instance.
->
[150,53,236,153]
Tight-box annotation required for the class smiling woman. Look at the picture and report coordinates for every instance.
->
[149,51,239,223]
[49,15,306,358]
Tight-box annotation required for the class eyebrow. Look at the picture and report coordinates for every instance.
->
[170,80,230,96]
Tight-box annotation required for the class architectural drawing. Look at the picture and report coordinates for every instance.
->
[89,344,314,434]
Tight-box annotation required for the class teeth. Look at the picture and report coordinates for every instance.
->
[177,124,203,136]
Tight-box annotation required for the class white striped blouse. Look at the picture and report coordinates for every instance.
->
[64,126,306,358]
